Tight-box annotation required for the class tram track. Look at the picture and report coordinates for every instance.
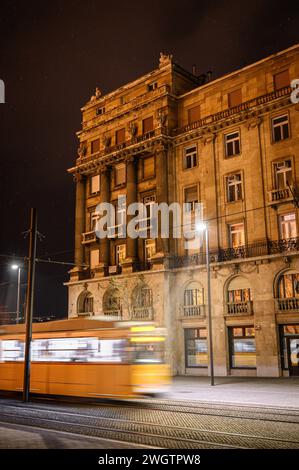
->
[0,400,298,449]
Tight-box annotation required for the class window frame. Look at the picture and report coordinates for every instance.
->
[228,325,256,370]
[183,144,198,170]
[271,113,290,143]
[228,222,245,248]
[224,130,241,158]
[184,327,208,369]
[226,172,243,203]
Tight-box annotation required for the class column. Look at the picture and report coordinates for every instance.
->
[99,166,110,267]
[125,157,138,262]
[155,145,169,256]
[74,173,86,269]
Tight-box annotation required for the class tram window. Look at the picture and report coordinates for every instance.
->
[0,340,24,362]
[132,342,165,364]
[31,337,127,363]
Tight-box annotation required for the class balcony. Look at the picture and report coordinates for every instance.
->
[82,231,97,245]
[132,261,153,272]
[131,307,154,320]
[169,237,299,268]
[268,187,293,205]
[174,85,291,136]
[225,301,253,316]
[103,310,122,318]
[275,297,299,312]
[183,305,205,318]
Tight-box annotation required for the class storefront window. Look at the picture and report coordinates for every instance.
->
[185,328,208,368]
[229,326,256,369]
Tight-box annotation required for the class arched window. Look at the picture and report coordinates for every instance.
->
[132,284,153,320]
[276,271,299,312]
[183,282,204,317]
[226,276,252,315]
[103,288,122,317]
[77,291,94,315]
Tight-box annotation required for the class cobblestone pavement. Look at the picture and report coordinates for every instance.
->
[0,394,299,449]
[0,421,149,449]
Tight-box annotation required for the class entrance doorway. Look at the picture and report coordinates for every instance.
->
[280,325,299,376]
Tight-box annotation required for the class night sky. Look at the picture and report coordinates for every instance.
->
[0,0,299,319]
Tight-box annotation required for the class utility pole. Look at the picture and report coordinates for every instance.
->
[23,208,37,403]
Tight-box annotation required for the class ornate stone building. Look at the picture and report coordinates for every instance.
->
[66,46,299,377]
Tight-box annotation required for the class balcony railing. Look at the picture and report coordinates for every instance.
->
[268,187,293,204]
[169,237,299,268]
[131,306,153,320]
[225,301,253,316]
[103,310,122,318]
[82,231,97,244]
[275,297,299,312]
[174,85,291,136]
[183,305,205,317]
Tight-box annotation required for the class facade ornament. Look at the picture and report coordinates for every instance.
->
[247,116,263,130]
[203,132,216,145]
[102,135,111,149]
[90,87,102,102]
[127,121,138,137]
[77,143,87,158]
[156,108,167,126]
[159,52,173,68]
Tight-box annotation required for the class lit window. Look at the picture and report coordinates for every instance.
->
[229,326,256,369]
[274,160,292,188]
[229,223,245,248]
[115,163,126,186]
[280,213,297,239]
[90,174,100,195]
[278,273,299,298]
[272,115,289,142]
[184,328,208,368]
[184,145,197,169]
[184,185,198,212]
[226,173,242,202]
[228,289,250,303]
[116,244,126,265]
[225,131,240,157]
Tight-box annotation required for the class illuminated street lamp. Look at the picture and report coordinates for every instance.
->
[196,222,215,386]
[11,264,21,323]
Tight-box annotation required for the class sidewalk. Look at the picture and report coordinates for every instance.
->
[168,376,299,408]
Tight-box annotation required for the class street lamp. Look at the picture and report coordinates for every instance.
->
[196,222,215,386]
[11,264,21,323]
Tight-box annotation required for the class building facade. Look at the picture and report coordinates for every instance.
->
[66,46,299,377]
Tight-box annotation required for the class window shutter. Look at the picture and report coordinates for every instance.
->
[116,128,126,144]
[91,139,100,154]
[228,89,242,108]
[91,175,100,194]
[90,249,99,269]
[187,105,201,124]
[185,185,198,203]
[143,156,155,178]
[142,116,154,134]
[274,70,289,90]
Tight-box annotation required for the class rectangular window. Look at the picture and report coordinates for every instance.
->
[96,106,105,116]
[228,89,242,108]
[184,328,208,368]
[116,244,126,264]
[142,116,154,134]
[115,163,126,186]
[143,194,156,230]
[184,145,197,169]
[274,70,289,90]
[147,82,158,92]
[226,173,242,202]
[228,289,251,303]
[229,326,256,369]
[91,139,100,154]
[142,156,155,179]
[187,105,201,124]
[116,128,126,145]
[90,174,100,195]
[184,185,199,212]
[229,223,245,248]
[272,115,289,142]
[90,209,99,231]
[90,249,99,269]
[225,131,240,157]
[280,213,297,239]
[274,159,292,188]
[145,239,156,260]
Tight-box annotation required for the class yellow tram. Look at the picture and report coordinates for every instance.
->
[0,318,170,398]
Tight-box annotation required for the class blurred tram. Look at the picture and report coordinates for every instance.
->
[0,318,170,398]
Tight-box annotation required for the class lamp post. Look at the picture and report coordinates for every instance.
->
[11,264,21,324]
[196,222,215,386]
